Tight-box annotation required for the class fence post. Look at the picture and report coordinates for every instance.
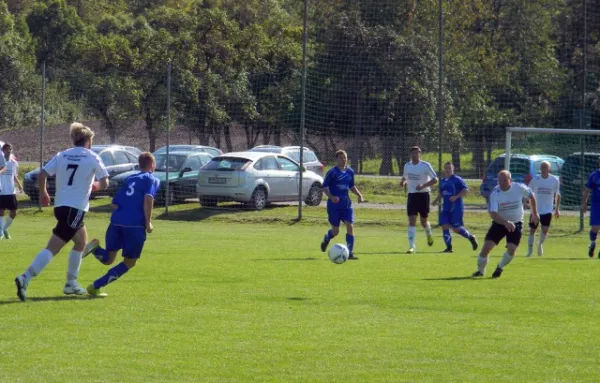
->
[165,62,172,216]
[39,62,46,211]
[297,0,308,221]
[437,0,444,216]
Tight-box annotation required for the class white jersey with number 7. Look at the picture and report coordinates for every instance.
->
[43,147,109,212]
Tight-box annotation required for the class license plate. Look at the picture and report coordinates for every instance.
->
[208,177,227,184]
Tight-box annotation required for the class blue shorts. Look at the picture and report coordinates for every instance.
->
[105,224,147,259]
[591,210,600,227]
[327,202,354,227]
[439,209,464,228]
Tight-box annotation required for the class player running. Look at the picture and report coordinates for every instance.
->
[472,170,538,278]
[432,162,478,253]
[14,123,109,301]
[582,156,600,258]
[320,150,364,260]
[400,146,438,254]
[0,143,23,239]
[83,152,159,296]
[526,161,560,257]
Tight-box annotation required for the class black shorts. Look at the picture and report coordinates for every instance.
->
[529,213,552,229]
[53,206,86,242]
[0,195,17,210]
[485,221,523,246]
[407,192,430,218]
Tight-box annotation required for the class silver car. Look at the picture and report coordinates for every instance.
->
[196,151,323,210]
[248,145,324,176]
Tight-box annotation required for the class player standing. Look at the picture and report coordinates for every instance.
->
[82,152,159,296]
[320,150,364,260]
[582,156,600,258]
[400,146,438,254]
[432,162,478,252]
[0,144,23,239]
[472,170,539,278]
[526,161,560,257]
[14,123,109,301]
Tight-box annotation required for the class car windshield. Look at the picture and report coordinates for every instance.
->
[204,157,251,171]
[486,158,530,177]
[154,154,188,171]
[563,156,599,176]
[249,147,281,153]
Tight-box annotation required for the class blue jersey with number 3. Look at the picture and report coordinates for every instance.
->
[111,172,160,227]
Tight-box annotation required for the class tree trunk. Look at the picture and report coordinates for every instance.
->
[473,136,485,177]
[379,139,394,175]
[451,142,461,170]
[274,126,281,146]
[224,124,234,153]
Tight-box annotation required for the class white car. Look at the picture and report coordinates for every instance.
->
[196,151,323,210]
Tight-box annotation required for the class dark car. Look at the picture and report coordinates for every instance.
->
[109,151,214,205]
[23,145,143,201]
[560,152,600,208]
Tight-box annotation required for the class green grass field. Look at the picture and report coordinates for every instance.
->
[1,201,599,382]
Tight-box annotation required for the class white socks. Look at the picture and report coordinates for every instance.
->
[528,233,535,247]
[539,232,547,244]
[477,255,488,273]
[498,252,514,269]
[424,222,432,237]
[67,250,83,283]
[408,226,417,248]
[24,249,54,282]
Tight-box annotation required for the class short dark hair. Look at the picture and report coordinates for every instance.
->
[410,146,421,153]
[335,149,347,158]
[2,143,11,151]
[445,161,453,166]
[138,152,155,170]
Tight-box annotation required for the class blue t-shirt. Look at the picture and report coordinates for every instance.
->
[586,170,600,208]
[323,166,355,208]
[111,172,160,227]
[439,174,467,213]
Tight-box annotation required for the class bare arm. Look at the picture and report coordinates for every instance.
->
[350,186,364,202]
[144,195,154,233]
[38,170,49,193]
[400,177,407,188]
[529,193,539,217]
[554,193,561,216]
[96,176,109,191]
[490,211,511,226]
[14,175,22,192]
[421,177,438,189]
[432,191,442,206]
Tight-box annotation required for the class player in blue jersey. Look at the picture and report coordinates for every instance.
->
[320,150,364,260]
[82,152,159,296]
[433,162,478,253]
[582,157,600,258]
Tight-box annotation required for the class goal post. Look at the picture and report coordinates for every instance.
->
[505,127,600,231]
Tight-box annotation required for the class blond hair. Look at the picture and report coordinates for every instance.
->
[499,169,512,179]
[70,122,95,146]
[540,161,551,169]
[335,149,347,158]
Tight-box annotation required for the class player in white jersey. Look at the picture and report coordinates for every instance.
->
[14,123,110,301]
[526,161,560,257]
[472,170,539,279]
[0,144,23,239]
[400,146,438,253]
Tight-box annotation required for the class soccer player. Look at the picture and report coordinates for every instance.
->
[0,144,23,239]
[526,161,560,257]
[14,123,109,301]
[83,152,159,296]
[582,156,600,258]
[320,150,364,260]
[432,162,478,253]
[400,146,438,253]
[472,170,539,278]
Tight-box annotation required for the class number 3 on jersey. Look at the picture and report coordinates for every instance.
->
[126,182,136,196]
[66,164,79,186]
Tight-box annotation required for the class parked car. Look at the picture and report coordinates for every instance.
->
[248,145,324,176]
[560,152,600,208]
[480,154,564,202]
[109,151,214,205]
[23,145,143,201]
[196,151,323,210]
[154,145,223,158]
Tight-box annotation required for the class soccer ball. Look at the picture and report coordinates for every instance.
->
[328,243,349,264]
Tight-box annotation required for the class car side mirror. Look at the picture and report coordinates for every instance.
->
[302,166,307,172]
[179,167,192,177]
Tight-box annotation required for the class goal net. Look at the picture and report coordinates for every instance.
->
[505,127,600,232]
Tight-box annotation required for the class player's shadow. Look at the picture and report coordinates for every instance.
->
[532,258,592,261]
[359,251,457,255]
[422,276,488,281]
[0,296,92,305]
[251,257,320,262]
[154,203,296,223]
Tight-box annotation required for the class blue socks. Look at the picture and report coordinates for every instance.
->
[324,229,334,243]
[458,227,471,239]
[346,234,355,253]
[590,231,598,247]
[93,247,110,264]
[93,262,130,289]
[443,229,452,248]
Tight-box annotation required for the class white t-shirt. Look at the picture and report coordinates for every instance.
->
[0,158,18,195]
[43,147,109,212]
[0,155,5,193]
[528,174,560,215]
[488,182,532,223]
[402,161,437,193]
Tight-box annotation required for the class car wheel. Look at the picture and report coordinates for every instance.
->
[305,183,322,206]
[199,196,218,208]
[250,187,267,210]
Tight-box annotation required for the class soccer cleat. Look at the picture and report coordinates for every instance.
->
[442,247,453,253]
[469,235,478,251]
[3,230,10,239]
[15,275,28,301]
[526,247,533,257]
[406,247,415,254]
[427,235,434,247]
[82,239,100,258]
[589,245,596,258]
[492,267,503,279]
[471,271,484,278]
[348,253,359,260]
[63,282,87,295]
[86,284,108,298]
[537,244,543,257]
